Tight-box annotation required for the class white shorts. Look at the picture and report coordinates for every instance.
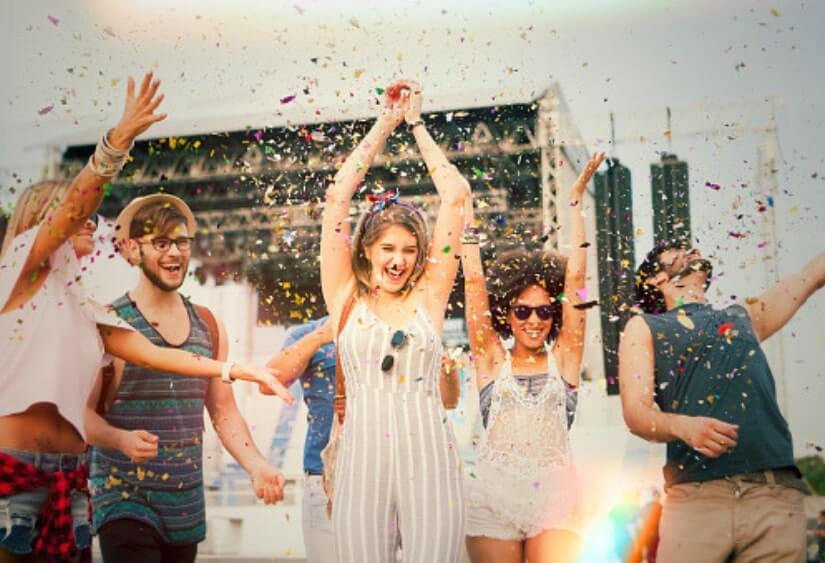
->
[466,504,530,541]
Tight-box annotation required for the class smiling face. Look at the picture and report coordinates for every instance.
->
[364,224,420,295]
[508,284,554,351]
[70,215,98,258]
[128,222,191,291]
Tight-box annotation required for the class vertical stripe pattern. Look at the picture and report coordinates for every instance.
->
[332,301,464,562]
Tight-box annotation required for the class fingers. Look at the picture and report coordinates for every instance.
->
[148,92,165,113]
[135,430,160,443]
[126,76,135,101]
[710,419,739,441]
[271,381,294,405]
[139,72,153,98]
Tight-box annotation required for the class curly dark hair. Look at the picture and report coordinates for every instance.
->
[486,248,567,342]
[635,238,690,315]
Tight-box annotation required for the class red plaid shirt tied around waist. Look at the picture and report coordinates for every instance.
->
[0,450,91,563]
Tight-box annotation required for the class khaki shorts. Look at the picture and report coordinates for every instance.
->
[657,477,806,563]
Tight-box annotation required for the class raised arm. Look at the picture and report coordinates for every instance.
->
[21,72,166,275]
[98,325,294,403]
[460,196,504,389]
[619,316,739,458]
[745,249,825,341]
[555,152,605,386]
[321,88,405,312]
[404,83,469,319]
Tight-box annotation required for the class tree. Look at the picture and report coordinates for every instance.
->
[796,455,825,495]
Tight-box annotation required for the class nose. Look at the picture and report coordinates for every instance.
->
[166,241,183,257]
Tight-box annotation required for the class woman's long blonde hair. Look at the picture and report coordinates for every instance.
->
[1,180,71,257]
[351,202,430,294]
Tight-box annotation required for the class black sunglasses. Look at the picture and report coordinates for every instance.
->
[381,330,408,372]
[512,304,553,321]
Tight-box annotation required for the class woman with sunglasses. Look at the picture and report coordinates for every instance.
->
[461,152,605,563]
[320,80,469,562]
[0,73,288,563]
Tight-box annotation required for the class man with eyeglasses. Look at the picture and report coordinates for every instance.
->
[619,239,825,562]
[86,194,286,563]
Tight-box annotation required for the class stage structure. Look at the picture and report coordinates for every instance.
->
[59,83,604,382]
[651,153,691,246]
[594,159,635,395]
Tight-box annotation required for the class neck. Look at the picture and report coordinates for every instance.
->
[131,275,181,309]
[664,286,707,310]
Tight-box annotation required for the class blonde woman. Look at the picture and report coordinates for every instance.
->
[0,73,288,563]
[320,81,469,562]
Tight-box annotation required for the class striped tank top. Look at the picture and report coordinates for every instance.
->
[90,293,212,545]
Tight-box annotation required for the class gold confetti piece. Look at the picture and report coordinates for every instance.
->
[676,309,695,330]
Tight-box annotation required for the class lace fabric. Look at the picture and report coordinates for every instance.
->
[466,351,579,536]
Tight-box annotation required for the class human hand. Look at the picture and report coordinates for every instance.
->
[117,429,159,463]
[108,71,167,150]
[401,80,423,125]
[377,80,409,130]
[570,152,606,203]
[250,464,286,505]
[676,415,739,458]
[232,363,294,404]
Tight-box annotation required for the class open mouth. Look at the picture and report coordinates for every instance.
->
[385,267,406,283]
[160,264,182,274]
[524,328,544,339]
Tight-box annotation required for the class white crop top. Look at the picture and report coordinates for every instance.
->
[0,226,131,440]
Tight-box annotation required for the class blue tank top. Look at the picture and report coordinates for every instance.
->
[641,303,796,487]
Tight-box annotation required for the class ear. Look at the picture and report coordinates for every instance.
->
[122,239,142,266]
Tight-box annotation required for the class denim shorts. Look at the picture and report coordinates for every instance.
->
[0,448,91,555]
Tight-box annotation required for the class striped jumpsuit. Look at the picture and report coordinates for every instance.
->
[332,301,465,562]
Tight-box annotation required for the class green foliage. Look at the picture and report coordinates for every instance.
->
[796,455,825,495]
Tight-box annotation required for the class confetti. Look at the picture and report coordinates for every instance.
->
[293,4,304,15]
[280,95,296,104]
[705,181,721,191]
[676,309,694,330]
[573,300,599,310]
[38,105,54,115]
[47,15,59,26]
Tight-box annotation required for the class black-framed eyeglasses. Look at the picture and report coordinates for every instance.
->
[381,330,408,372]
[139,236,194,253]
[512,304,553,321]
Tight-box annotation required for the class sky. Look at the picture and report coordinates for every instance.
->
[1,0,823,453]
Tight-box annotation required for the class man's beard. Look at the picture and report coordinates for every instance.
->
[139,249,187,292]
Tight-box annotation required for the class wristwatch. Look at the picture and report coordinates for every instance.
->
[407,119,424,131]
[221,361,236,384]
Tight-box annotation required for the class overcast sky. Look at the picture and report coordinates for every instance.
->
[2,0,823,453]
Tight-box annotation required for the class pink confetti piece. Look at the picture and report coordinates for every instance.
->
[705,181,721,190]
[38,105,54,115]
[47,15,59,26]
[280,95,296,104]
[576,288,588,300]
[757,241,768,248]
[293,4,304,14]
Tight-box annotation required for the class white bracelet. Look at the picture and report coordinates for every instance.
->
[221,361,236,384]
[87,129,132,177]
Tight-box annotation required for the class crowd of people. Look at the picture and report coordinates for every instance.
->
[0,73,822,563]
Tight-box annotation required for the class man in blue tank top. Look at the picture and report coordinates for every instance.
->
[85,194,287,563]
[619,239,824,562]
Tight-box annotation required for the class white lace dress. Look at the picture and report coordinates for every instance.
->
[466,351,580,538]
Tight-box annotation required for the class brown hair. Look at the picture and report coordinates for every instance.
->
[1,180,71,256]
[487,248,567,342]
[129,201,190,239]
[350,203,429,294]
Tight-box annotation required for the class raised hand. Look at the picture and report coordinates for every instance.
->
[677,415,739,458]
[402,80,423,125]
[117,429,160,463]
[377,80,410,130]
[232,363,295,404]
[570,152,606,202]
[109,71,167,149]
[250,464,286,505]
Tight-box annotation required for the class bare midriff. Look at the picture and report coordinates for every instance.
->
[0,403,85,454]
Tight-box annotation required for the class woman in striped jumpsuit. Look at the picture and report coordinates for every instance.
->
[320,80,469,562]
